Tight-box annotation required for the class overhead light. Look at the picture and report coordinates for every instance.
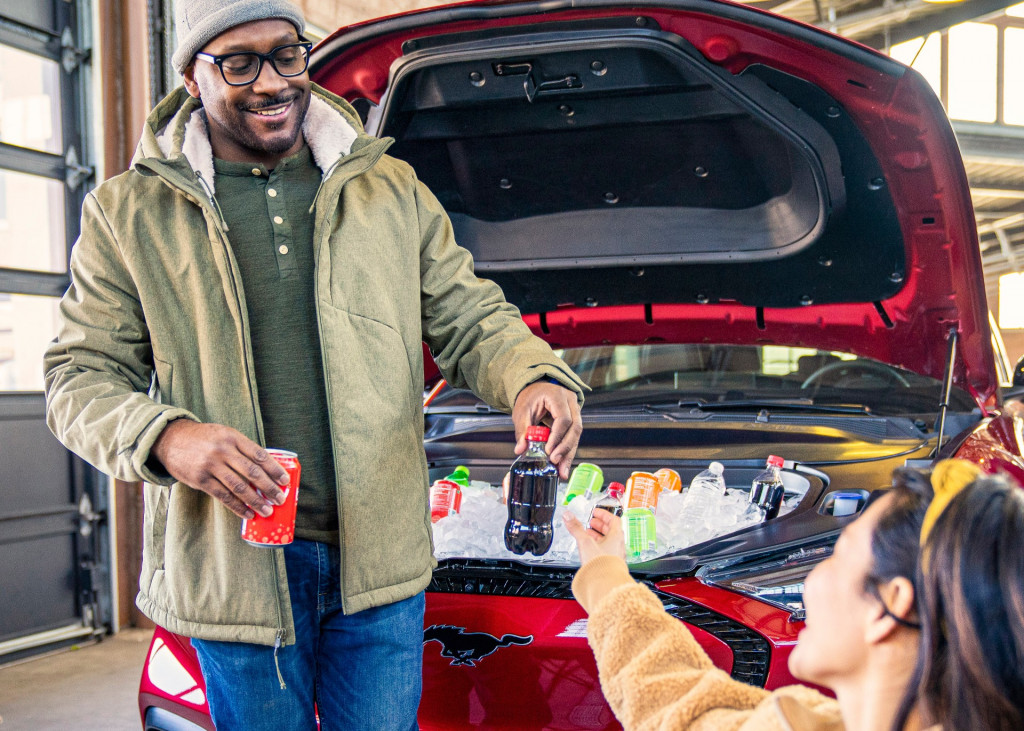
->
[999,273,1024,330]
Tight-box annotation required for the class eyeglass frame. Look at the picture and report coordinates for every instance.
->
[194,42,314,87]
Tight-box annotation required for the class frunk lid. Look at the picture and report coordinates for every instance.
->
[312,0,998,403]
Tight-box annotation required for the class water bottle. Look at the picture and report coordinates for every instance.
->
[679,462,726,537]
[750,455,785,520]
[504,425,559,556]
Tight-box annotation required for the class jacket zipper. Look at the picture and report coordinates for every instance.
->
[144,158,291,664]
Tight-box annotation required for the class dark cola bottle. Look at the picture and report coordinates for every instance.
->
[504,425,559,556]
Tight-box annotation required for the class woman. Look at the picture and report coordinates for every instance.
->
[563,460,1024,730]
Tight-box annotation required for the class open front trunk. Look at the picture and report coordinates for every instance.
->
[418,407,939,728]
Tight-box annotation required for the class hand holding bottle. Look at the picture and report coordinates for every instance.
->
[563,510,626,564]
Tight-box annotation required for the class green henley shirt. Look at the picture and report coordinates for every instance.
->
[214,146,338,544]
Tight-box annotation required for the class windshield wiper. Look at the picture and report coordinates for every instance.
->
[673,399,871,415]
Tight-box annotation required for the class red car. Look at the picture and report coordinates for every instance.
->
[139,0,1024,728]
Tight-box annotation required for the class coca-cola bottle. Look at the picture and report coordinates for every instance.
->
[750,455,786,520]
[589,481,625,523]
[504,425,559,556]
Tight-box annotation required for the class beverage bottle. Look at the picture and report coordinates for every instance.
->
[749,455,785,520]
[654,468,682,493]
[625,507,657,559]
[563,463,603,504]
[429,479,463,523]
[444,465,470,487]
[504,425,559,556]
[679,462,726,538]
[588,481,625,525]
[625,472,660,514]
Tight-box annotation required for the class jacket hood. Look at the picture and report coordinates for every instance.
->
[132,83,367,192]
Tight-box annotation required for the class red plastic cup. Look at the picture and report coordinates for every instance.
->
[241,449,301,547]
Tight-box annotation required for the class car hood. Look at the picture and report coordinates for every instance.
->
[311,0,998,406]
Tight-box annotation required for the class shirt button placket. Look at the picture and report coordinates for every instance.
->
[268,169,294,277]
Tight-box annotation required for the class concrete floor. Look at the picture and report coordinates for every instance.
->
[0,628,152,731]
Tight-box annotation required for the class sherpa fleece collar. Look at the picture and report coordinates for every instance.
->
[154,91,359,193]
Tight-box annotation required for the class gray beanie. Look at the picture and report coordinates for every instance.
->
[172,0,306,74]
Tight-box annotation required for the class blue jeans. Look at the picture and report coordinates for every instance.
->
[191,539,424,730]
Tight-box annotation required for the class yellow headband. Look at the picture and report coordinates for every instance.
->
[920,459,984,546]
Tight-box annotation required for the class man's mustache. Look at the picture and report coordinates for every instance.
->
[239,92,301,112]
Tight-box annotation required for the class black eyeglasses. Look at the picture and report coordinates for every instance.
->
[195,42,313,86]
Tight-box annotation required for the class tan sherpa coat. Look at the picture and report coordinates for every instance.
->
[572,555,845,731]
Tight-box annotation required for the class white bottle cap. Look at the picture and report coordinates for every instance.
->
[709,462,724,474]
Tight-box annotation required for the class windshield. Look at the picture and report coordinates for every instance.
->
[431,344,977,417]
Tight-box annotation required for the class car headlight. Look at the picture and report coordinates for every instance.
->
[698,543,834,621]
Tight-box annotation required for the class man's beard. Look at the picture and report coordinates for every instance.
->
[230,89,310,155]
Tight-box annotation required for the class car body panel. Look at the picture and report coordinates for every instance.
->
[138,1,1024,728]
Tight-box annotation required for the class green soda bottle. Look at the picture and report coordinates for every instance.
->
[444,465,470,487]
[625,507,657,560]
[563,463,603,505]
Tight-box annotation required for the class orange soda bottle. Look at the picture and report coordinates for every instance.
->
[654,468,682,493]
[625,472,660,514]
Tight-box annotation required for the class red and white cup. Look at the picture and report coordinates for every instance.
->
[241,448,301,547]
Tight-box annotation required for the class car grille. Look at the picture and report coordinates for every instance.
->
[649,588,771,686]
[428,560,771,687]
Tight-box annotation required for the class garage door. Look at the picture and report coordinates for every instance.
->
[0,0,111,662]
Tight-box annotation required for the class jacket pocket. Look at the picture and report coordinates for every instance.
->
[319,304,433,596]
[141,482,170,587]
[152,357,174,405]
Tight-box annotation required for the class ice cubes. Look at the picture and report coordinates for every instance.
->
[430,478,799,565]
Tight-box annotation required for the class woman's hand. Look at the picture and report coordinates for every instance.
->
[563,510,626,564]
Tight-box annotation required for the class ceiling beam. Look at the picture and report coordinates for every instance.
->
[850,0,1020,49]
[958,131,1024,167]
[971,184,1024,201]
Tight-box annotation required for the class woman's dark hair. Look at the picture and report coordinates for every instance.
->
[863,468,933,605]
[901,474,1024,731]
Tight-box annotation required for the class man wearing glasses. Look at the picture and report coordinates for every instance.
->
[43,0,585,727]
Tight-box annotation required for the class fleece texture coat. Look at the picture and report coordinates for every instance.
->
[572,555,845,731]
[44,84,585,647]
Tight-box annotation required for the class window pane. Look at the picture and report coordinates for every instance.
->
[1008,3,1024,18]
[0,168,67,273]
[0,45,63,154]
[890,33,941,98]
[0,293,60,391]
[1006,29,1024,125]
[948,23,998,123]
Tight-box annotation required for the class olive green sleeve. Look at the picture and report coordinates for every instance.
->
[43,192,197,484]
[415,178,586,411]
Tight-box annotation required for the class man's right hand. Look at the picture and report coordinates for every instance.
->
[150,420,289,519]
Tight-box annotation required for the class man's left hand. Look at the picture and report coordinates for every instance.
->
[512,381,582,479]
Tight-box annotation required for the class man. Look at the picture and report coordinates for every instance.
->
[43,1,585,727]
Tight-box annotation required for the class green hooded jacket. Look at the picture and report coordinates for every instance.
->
[44,85,585,647]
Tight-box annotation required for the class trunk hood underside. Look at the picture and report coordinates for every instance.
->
[312,0,998,403]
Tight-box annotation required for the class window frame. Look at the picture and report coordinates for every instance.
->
[0,0,90,299]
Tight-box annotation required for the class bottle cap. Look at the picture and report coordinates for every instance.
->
[708,462,724,475]
[525,425,551,442]
[767,455,784,467]
[608,481,626,498]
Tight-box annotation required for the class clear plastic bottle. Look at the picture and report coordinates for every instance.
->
[679,462,726,538]
[749,455,785,520]
[588,481,625,525]
[504,425,559,556]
